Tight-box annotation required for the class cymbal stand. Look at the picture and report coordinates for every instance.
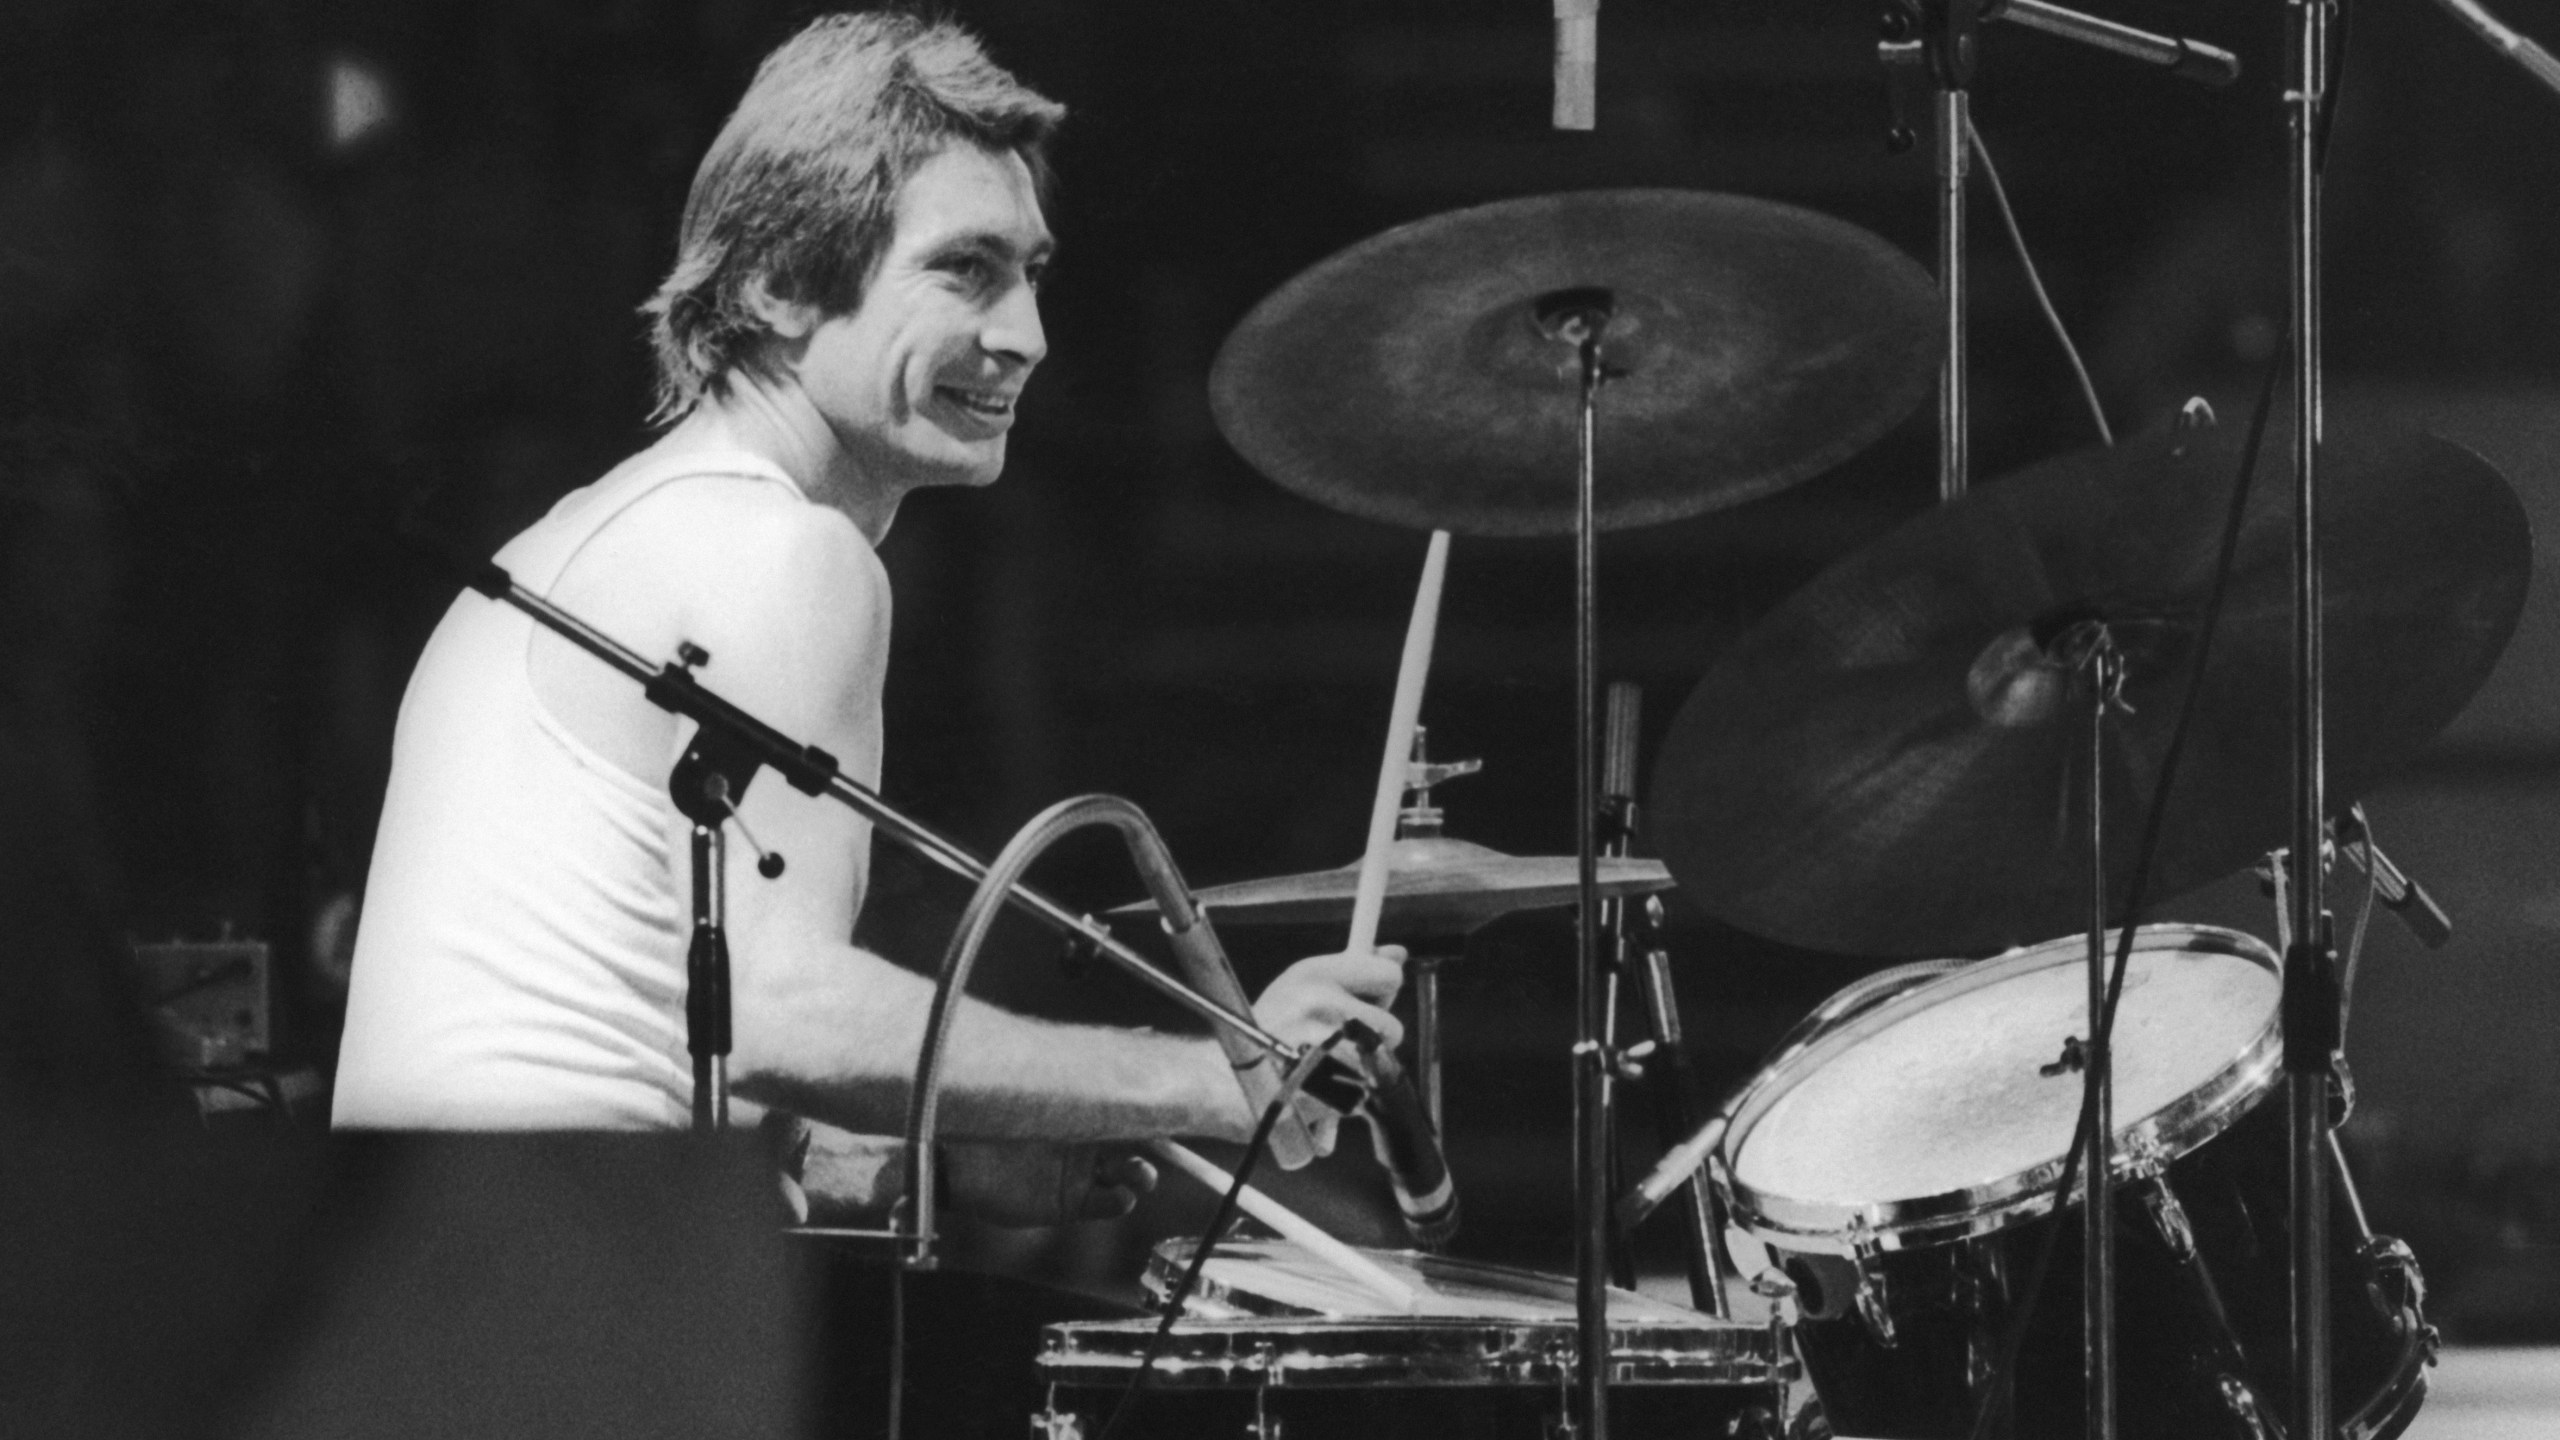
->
[1393,726,1481,1136]
[1603,681,1733,1319]
[1538,284,1616,1440]
[2283,0,2338,1429]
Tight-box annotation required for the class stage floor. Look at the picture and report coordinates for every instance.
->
[2402,1348,2560,1438]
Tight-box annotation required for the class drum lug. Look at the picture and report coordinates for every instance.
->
[1837,1223,1899,1350]
[2359,1235,2434,1349]
[1851,1264,1898,1349]
[1725,1404,1788,1439]
[1030,1387,1085,1440]
[2215,1372,2283,1440]
[1249,1379,1284,1440]
[2137,1176,2199,1265]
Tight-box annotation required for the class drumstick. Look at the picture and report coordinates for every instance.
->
[1147,1137,1419,1313]
[1347,529,1453,957]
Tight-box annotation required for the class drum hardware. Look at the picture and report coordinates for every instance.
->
[1032,1389,1083,1440]
[2257,809,2452,960]
[1045,1240,1790,1439]
[2134,1177,2197,1266]
[1853,1266,1899,1350]
[1713,926,2434,1440]
[1606,681,1740,1319]
[1545,278,1621,1440]
[1750,1270,1800,1427]
[2216,1375,2277,1440]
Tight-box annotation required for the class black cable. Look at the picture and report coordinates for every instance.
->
[1968,121,2115,448]
[1095,1024,1354,1440]
[1963,358,2287,1440]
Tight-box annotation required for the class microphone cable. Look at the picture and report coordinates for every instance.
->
[1095,1024,1354,1440]
[1968,120,2115,449]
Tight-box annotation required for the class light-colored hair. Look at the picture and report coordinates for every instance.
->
[640,11,1063,421]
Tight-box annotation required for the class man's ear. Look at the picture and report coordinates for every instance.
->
[741,274,820,340]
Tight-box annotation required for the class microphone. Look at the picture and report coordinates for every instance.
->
[1554,0,1598,130]
[1353,1028,1460,1247]
[2335,805,2453,949]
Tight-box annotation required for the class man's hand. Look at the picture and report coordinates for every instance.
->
[1246,945,1407,1161]
[1253,946,1407,1052]
[943,1141,1158,1228]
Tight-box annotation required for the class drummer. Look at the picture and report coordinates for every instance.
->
[332,11,1403,1224]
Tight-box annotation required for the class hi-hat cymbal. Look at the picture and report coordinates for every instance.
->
[1650,416,2532,958]
[1113,836,1673,943]
[1210,190,1939,537]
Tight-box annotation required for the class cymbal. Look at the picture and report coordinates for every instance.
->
[1209,190,1939,537]
[1650,417,2532,958]
[1113,836,1673,942]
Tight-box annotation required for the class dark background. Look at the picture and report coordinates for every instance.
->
[6,0,2560,1430]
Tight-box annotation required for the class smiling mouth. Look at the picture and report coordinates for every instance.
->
[938,386,1017,420]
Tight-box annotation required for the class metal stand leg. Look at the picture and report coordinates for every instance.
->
[2081,646,2120,1440]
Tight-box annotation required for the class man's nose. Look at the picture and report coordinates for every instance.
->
[983,280,1046,369]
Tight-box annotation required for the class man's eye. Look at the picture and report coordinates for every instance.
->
[1024,261,1050,292]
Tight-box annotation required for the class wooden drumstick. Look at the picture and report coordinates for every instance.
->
[1347,529,1453,957]
[1147,1137,1420,1312]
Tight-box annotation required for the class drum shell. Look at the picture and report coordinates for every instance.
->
[1038,1315,1780,1440]
[1772,1078,2431,1440]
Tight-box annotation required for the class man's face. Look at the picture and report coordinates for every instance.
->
[794,143,1053,493]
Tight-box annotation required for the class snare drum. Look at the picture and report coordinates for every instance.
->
[1035,1239,1790,1438]
[1717,924,2434,1440]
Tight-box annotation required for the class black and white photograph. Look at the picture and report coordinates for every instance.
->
[5,2,2560,1436]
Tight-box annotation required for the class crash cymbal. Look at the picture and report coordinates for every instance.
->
[1650,417,2532,957]
[1114,836,1673,942]
[1210,190,1939,537]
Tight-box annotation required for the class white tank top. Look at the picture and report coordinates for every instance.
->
[333,451,802,1129]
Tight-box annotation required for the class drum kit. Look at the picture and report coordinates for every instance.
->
[1025,100,2536,1440]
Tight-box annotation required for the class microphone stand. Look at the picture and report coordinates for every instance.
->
[1533,284,1616,1440]
[1876,0,2238,501]
[2283,0,2338,1431]
[413,544,1364,1149]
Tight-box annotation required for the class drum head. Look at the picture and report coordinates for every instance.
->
[1043,1240,1779,1390]
[1722,924,2282,1252]
[1142,1238,1703,1321]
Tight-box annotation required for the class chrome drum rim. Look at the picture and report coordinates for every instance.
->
[1716,923,2284,1256]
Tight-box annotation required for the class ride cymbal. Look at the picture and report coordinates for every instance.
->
[1650,416,2532,957]
[1210,190,1939,537]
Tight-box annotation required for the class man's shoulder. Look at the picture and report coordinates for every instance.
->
[571,457,883,606]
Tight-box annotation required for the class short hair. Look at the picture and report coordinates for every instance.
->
[641,11,1064,421]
